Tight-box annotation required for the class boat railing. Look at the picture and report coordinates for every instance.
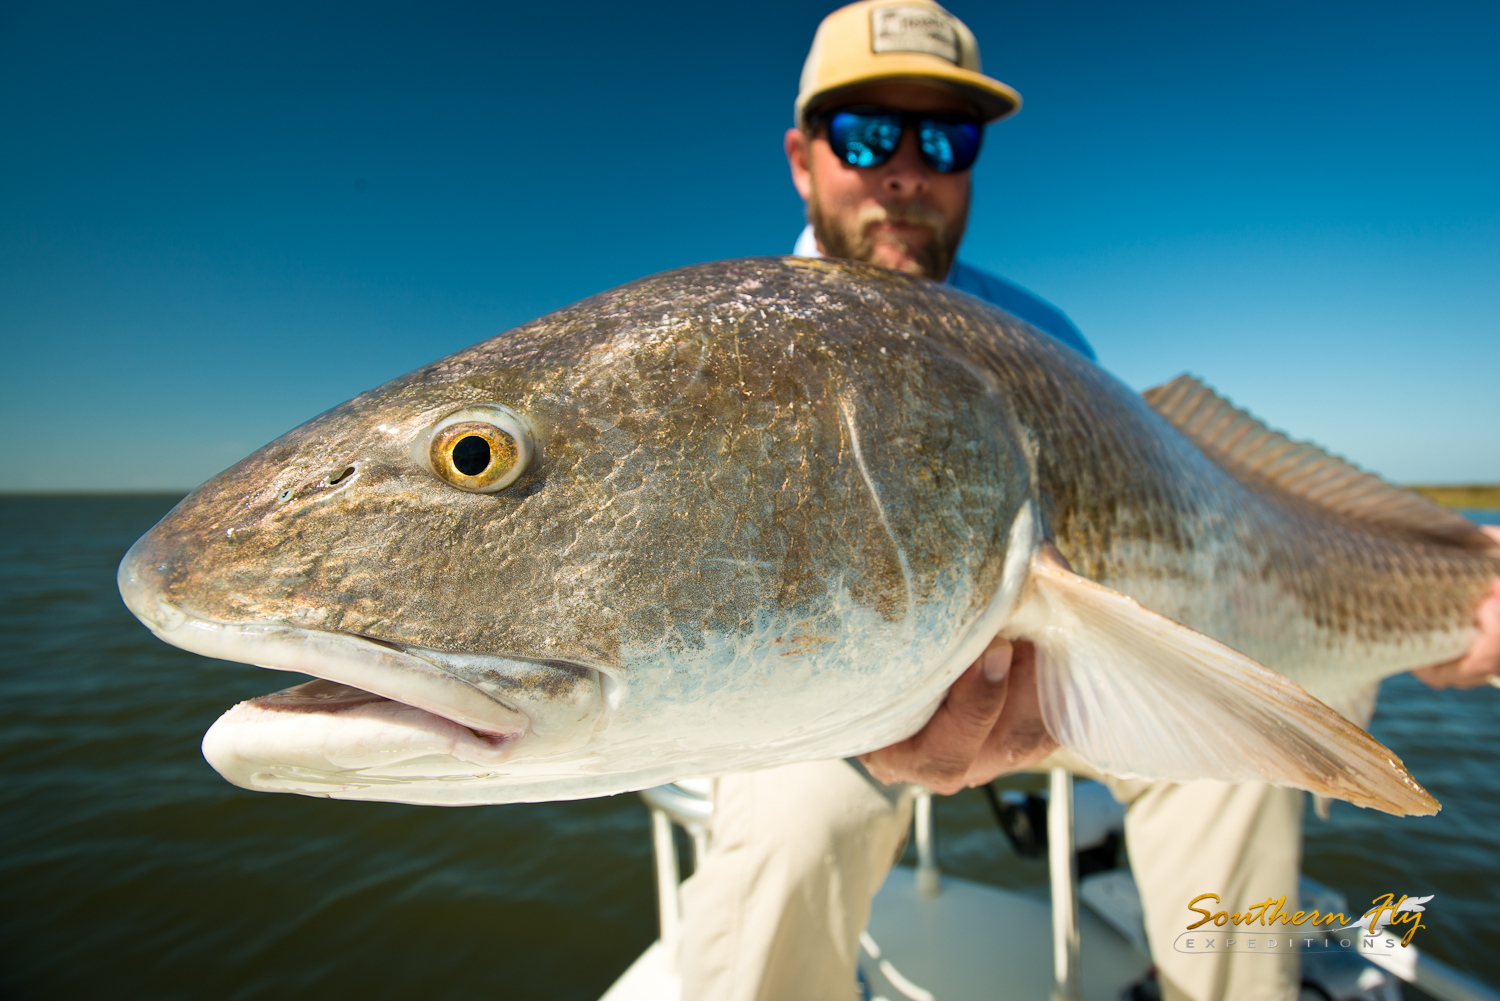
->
[637,766,1084,998]
[638,770,1499,1001]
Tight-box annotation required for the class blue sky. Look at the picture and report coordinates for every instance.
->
[2,0,1496,491]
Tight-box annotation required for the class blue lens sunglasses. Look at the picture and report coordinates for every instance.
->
[813,105,985,173]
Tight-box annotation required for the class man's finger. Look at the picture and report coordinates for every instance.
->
[1461,579,1500,686]
[1413,578,1500,689]
[936,639,1015,737]
[974,641,1058,778]
[859,637,1014,791]
[902,637,1014,792]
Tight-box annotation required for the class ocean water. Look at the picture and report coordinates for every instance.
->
[0,495,1495,999]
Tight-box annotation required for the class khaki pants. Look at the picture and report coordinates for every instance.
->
[1110,675,1380,1001]
[1109,780,1305,1001]
[681,763,1302,1001]
[678,759,913,1001]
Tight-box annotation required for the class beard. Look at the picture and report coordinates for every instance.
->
[806,185,968,280]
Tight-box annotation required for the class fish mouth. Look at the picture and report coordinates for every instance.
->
[117,540,605,791]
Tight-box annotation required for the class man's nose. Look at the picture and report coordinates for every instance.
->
[879,129,930,196]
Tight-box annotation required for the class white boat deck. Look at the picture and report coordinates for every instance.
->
[859,866,1150,1001]
[601,864,1151,1001]
[606,777,1500,1001]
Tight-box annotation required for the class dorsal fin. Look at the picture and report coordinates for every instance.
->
[1143,374,1493,550]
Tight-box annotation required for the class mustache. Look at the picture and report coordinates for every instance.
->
[855,201,948,237]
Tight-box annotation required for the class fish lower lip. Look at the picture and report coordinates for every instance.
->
[202,680,524,788]
[237,679,521,746]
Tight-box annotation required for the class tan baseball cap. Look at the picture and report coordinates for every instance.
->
[795,0,1021,126]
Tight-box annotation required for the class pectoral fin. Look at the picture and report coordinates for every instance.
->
[1005,545,1438,817]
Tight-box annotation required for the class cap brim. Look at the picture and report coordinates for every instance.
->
[801,59,1021,124]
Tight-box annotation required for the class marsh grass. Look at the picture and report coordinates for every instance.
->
[1406,484,1500,510]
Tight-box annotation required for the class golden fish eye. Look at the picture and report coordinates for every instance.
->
[430,421,521,490]
[414,404,534,493]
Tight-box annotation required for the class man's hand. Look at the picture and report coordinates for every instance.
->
[1413,569,1500,690]
[859,636,1058,794]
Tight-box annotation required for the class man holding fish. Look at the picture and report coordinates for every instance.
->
[112,3,1500,999]
[676,3,1500,1000]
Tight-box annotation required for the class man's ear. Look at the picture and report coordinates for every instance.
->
[785,127,814,202]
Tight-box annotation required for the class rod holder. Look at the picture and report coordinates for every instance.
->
[649,807,681,973]
[913,787,941,897]
[1049,768,1081,1001]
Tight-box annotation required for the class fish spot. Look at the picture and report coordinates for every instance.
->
[777,633,835,657]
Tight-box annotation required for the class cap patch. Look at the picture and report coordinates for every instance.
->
[870,4,961,64]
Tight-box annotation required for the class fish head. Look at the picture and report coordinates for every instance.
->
[119,257,1038,804]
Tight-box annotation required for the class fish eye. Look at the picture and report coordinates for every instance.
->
[431,422,518,489]
[416,405,534,493]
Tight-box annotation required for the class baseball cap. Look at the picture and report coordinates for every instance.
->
[795,0,1021,126]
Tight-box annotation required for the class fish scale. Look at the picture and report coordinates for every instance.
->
[117,257,1497,812]
[875,271,1497,703]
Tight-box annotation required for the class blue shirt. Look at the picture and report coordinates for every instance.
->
[791,224,1095,360]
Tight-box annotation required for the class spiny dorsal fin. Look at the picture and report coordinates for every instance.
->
[1143,374,1492,550]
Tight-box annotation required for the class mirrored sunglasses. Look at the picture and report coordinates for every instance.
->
[816,105,985,174]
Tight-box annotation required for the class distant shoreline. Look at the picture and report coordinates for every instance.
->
[1407,484,1500,510]
[2,485,1499,509]
[0,490,188,497]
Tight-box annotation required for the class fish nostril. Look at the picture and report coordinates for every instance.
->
[327,465,356,486]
